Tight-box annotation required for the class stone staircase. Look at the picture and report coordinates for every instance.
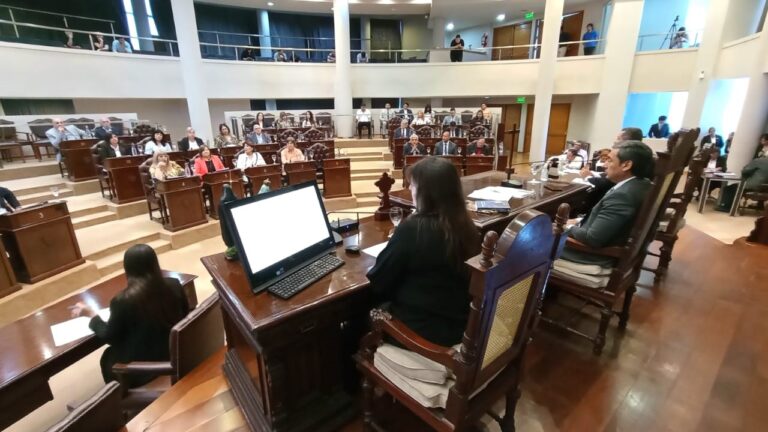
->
[333,138,400,208]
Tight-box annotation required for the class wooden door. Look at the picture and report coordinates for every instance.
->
[512,22,532,59]
[562,11,584,56]
[523,103,571,157]
[501,105,522,155]
[493,25,515,60]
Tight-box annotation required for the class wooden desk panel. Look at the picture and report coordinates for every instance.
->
[0,271,196,431]
[218,146,242,169]
[104,155,148,204]
[0,202,84,283]
[465,155,495,176]
[156,177,208,231]
[244,164,282,195]
[0,240,20,299]
[284,161,317,186]
[323,158,351,198]
[203,169,245,219]
[60,139,100,182]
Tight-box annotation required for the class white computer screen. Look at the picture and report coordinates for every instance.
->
[229,185,331,275]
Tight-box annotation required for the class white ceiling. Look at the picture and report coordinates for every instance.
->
[196,0,431,16]
[431,0,599,31]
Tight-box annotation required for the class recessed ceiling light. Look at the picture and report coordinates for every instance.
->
[446,22,454,31]
[496,14,505,22]
[267,1,274,6]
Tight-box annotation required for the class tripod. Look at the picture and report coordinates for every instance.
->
[660,15,679,49]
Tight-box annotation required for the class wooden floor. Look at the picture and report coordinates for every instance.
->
[125,227,768,432]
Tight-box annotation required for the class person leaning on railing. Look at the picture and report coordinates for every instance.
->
[112,36,133,53]
[92,32,110,51]
[241,47,255,61]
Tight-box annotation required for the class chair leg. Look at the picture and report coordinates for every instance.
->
[593,307,612,355]
[619,286,637,330]
[657,239,675,278]
[362,377,375,432]
[500,387,521,432]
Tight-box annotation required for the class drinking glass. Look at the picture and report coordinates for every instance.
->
[389,207,403,227]
[271,154,277,164]
[50,186,60,198]
[528,162,545,184]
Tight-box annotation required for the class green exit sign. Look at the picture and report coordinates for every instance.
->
[525,11,535,20]
[516,96,527,104]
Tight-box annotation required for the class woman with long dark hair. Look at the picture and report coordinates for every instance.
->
[367,157,479,346]
[72,244,189,386]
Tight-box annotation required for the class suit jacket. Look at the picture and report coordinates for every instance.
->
[399,108,414,122]
[403,143,425,157]
[178,137,203,152]
[193,155,225,177]
[742,157,768,190]
[394,128,415,140]
[467,142,491,156]
[93,126,114,140]
[247,132,272,145]
[96,142,128,164]
[434,140,457,156]
[648,123,670,139]
[700,134,724,152]
[561,177,652,265]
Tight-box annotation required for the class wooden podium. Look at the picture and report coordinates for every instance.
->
[0,202,84,283]
[0,241,20,299]
[203,169,245,219]
[322,158,351,198]
[156,177,207,231]
[465,155,495,176]
[284,161,317,186]
[244,164,282,194]
[103,155,148,204]
[60,139,99,182]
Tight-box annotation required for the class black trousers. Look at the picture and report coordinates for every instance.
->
[0,187,20,209]
[584,46,596,55]
[357,121,372,139]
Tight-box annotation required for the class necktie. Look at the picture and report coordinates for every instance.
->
[443,142,447,155]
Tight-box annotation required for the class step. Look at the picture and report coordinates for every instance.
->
[341,147,389,156]
[63,193,110,218]
[355,197,381,207]
[4,174,67,196]
[18,188,74,205]
[94,239,172,277]
[351,167,391,176]
[77,214,162,260]
[72,210,119,230]
[351,172,386,182]
[347,154,386,162]
[334,139,389,149]
[0,160,61,182]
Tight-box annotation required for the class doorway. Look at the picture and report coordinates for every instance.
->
[493,22,533,60]
[523,103,571,156]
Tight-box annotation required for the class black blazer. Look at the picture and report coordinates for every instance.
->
[700,134,724,151]
[93,126,114,140]
[467,142,491,156]
[394,128,415,140]
[89,277,189,387]
[399,108,414,122]
[178,137,204,152]
[96,142,129,164]
[648,123,670,138]
[434,140,457,156]
[403,142,425,157]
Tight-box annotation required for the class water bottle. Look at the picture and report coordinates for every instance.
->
[85,126,92,138]
[184,162,192,177]
[540,162,549,182]
[548,158,560,180]
[131,144,138,156]
[137,144,144,154]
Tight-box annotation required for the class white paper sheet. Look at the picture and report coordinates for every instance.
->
[363,242,388,258]
[49,308,110,347]
[467,186,533,201]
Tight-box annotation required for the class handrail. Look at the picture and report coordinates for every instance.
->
[0,19,178,44]
[0,4,116,23]
[198,29,370,42]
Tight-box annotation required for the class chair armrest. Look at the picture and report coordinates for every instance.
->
[112,361,173,376]
[368,309,459,370]
[564,237,625,259]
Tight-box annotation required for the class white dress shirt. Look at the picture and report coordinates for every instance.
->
[356,110,371,122]
[144,142,173,155]
[236,152,266,170]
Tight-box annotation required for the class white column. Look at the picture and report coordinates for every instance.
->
[361,17,371,54]
[333,0,353,138]
[259,10,272,58]
[528,0,564,160]
[170,0,213,141]
[431,17,446,48]
[681,0,733,129]
[587,0,645,148]
[726,29,768,172]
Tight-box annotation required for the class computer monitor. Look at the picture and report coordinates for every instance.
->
[223,181,336,294]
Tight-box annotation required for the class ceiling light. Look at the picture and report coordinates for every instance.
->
[496,14,505,22]
[267,1,274,6]
[446,22,454,31]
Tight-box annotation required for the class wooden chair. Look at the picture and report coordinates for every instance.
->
[460,110,474,125]
[241,114,256,135]
[44,382,125,432]
[107,116,125,135]
[27,118,53,140]
[91,143,114,199]
[138,160,168,224]
[739,184,768,214]
[644,156,704,280]
[263,113,276,128]
[316,112,332,127]
[305,127,325,142]
[387,117,403,149]
[356,205,570,432]
[133,123,154,136]
[416,125,433,139]
[112,293,225,414]
[278,128,299,143]
[468,126,488,141]
[543,129,698,354]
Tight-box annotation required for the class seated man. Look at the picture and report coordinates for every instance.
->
[570,141,589,161]
[274,49,288,62]
[700,127,724,154]
[442,108,462,126]
[717,157,768,212]
[648,115,670,139]
[403,134,425,158]
[379,102,395,136]
[393,120,414,140]
[247,125,272,145]
[46,118,86,161]
[434,131,457,156]
[561,141,655,266]
[356,104,372,139]
[467,138,491,156]
[94,118,114,140]
[178,127,203,151]
[562,148,585,170]
[97,133,128,163]
[399,102,414,123]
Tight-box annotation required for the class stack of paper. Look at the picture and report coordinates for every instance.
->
[49,308,110,347]
[363,242,388,258]
[468,187,533,201]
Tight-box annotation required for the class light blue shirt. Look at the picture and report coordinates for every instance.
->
[112,39,133,53]
[45,125,86,161]
[144,142,172,155]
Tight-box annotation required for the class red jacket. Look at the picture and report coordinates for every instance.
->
[193,155,225,177]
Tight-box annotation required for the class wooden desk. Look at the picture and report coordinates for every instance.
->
[60,139,100,182]
[440,155,464,177]
[323,158,352,198]
[202,218,390,432]
[244,164,282,195]
[218,146,242,168]
[203,169,245,219]
[103,155,149,204]
[0,240,20,298]
[0,202,84,283]
[284,161,317,185]
[465,155,495,176]
[255,143,280,166]
[393,138,469,169]
[0,271,196,431]
[391,171,589,234]
[156,177,208,231]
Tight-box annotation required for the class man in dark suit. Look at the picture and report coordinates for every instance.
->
[700,127,724,154]
[403,134,425,158]
[399,103,414,123]
[93,118,114,140]
[561,141,655,265]
[247,125,272,144]
[97,133,129,163]
[178,127,204,151]
[467,138,491,156]
[647,115,670,138]
[393,120,415,140]
[717,157,768,212]
[434,131,457,156]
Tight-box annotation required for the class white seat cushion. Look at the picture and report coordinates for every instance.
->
[552,259,610,288]
[374,345,455,408]
[374,343,449,384]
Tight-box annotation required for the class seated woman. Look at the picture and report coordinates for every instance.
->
[411,111,431,126]
[367,157,480,346]
[235,142,266,170]
[73,244,190,387]
[471,110,485,126]
[149,150,184,181]
[301,111,315,128]
[280,137,305,164]
[143,129,173,155]
[193,145,225,177]
[213,123,240,148]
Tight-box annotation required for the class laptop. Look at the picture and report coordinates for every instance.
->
[223,181,344,298]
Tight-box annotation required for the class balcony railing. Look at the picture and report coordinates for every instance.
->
[0,3,117,36]
[637,30,702,51]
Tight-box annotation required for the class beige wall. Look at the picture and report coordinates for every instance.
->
[401,15,433,58]
[73,99,190,142]
[208,99,251,134]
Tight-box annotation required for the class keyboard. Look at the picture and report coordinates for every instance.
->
[267,254,345,299]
